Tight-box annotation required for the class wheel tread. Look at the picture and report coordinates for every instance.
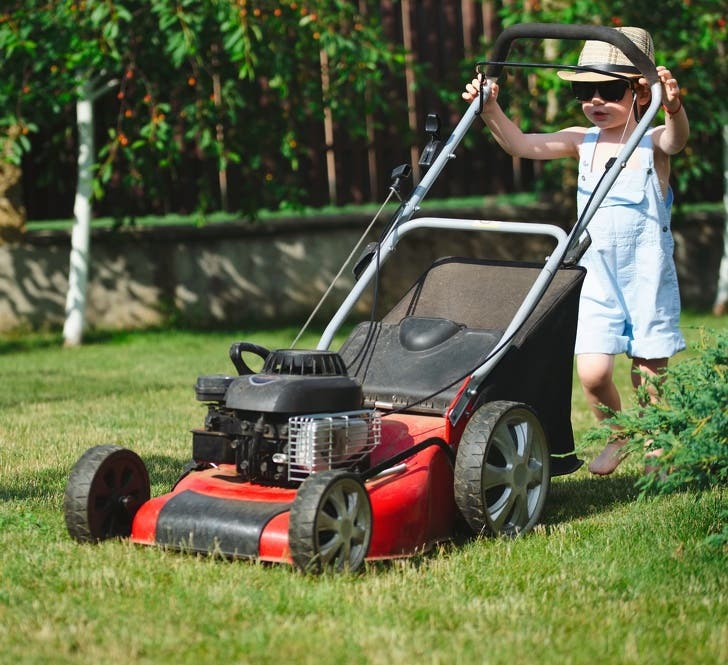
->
[289,470,371,574]
[64,444,149,543]
[454,400,550,537]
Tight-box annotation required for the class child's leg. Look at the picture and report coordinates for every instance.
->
[577,353,621,420]
[576,353,626,475]
[630,357,668,399]
[632,357,668,465]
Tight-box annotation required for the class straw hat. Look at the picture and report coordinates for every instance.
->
[557,27,654,81]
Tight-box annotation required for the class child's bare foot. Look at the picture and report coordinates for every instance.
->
[644,446,664,476]
[588,442,627,475]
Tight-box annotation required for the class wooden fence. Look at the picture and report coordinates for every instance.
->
[312,0,507,208]
[19,1,534,221]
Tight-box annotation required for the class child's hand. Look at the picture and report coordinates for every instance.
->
[639,66,682,113]
[462,78,499,110]
[656,66,681,112]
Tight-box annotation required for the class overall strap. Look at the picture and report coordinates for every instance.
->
[578,127,600,171]
[638,127,655,169]
[579,126,655,171]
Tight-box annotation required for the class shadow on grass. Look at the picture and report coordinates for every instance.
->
[0,322,362,357]
[0,453,188,503]
[0,328,148,355]
[0,332,64,355]
[3,453,642,525]
[545,473,640,524]
[0,465,70,503]
[0,328,205,355]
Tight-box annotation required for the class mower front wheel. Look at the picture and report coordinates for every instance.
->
[289,470,372,574]
[454,401,550,537]
[64,444,150,543]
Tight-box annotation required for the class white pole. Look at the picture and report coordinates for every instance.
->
[63,76,117,346]
[63,83,95,347]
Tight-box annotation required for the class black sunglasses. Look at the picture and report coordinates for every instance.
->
[572,79,631,102]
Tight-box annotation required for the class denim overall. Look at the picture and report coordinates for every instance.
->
[574,127,685,359]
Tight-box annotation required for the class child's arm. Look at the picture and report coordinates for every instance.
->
[463,78,583,160]
[649,66,689,155]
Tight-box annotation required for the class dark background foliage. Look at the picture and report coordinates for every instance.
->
[1,1,725,222]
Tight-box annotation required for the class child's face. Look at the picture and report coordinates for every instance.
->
[579,82,636,129]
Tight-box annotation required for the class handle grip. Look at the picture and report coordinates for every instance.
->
[485,23,658,85]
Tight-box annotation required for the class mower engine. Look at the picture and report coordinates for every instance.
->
[192,348,381,485]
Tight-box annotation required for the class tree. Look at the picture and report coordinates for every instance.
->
[0,124,26,243]
[0,2,127,343]
[0,0,406,343]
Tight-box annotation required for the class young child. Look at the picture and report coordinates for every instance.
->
[462,27,689,475]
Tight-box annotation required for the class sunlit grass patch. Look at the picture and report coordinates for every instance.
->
[0,313,725,664]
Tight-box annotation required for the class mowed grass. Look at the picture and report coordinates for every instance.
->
[0,315,726,665]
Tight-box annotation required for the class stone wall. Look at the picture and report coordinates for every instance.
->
[0,205,723,333]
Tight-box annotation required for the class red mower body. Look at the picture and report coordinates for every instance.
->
[130,413,458,563]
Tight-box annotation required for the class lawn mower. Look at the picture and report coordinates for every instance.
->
[64,24,663,572]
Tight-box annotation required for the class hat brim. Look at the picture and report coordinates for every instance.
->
[557,69,642,82]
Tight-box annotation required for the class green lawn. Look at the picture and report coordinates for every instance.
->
[0,314,725,664]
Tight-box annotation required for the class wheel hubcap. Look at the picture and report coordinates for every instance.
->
[483,413,547,535]
[316,480,370,570]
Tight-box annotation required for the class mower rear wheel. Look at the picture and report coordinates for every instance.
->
[64,445,150,543]
[454,401,550,537]
[289,470,372,573]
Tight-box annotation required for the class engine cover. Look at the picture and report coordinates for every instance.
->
[223,349,363,415]
[225,374,362,414]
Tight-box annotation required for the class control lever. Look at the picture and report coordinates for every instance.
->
[418,113,443,170]
[353,164,412,280]
[389,163,412,195]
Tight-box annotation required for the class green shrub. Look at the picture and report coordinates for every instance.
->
[583,329,728,498]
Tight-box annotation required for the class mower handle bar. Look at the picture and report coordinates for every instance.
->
[485,23,659,85]
[382,23,662,248]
